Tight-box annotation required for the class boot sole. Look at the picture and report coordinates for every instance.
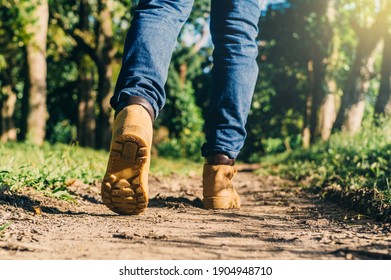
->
[101,134,148,215]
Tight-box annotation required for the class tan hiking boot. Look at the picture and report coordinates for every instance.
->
[101,103,153,215]
[202,155,241,209]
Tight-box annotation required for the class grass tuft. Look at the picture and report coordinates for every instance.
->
[0,223,11,236]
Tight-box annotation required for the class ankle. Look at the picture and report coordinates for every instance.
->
[115,96,155,121]
[204,154,235,166]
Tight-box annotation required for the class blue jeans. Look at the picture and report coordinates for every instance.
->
[111,0,261,159]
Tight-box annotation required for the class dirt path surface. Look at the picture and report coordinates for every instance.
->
[1,166,391,260]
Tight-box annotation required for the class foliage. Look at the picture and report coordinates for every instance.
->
[155,130,204,162]
[156,62,205,162]
[1,0,389,162]
[150,157,201,177]
[0,142,107,200]
[260,118,391,220]
[0,0,36,137]
[0,223,11,231]
[263,118,391,186]
[49,120,78,144]
[0,0,33,48]
[0,223,11,237]
[241,0,385,161]
[0,142,201,200]
[154,0,210,161]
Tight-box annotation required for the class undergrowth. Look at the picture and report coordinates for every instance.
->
[259,119,391,221]
[0,142,200,201]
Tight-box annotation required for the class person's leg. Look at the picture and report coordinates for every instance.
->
[202,0,261,209]
[202,0,261,159]
[110,0,194,118]
[102,0,194,215]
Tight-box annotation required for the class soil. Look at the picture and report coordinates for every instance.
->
[1,165,390,260]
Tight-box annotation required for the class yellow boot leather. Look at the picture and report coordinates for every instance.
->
[202,155,241,209]
[101,104,153,215]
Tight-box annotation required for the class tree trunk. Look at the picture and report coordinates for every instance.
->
[179,63,188,88]
[20,52,29,141]
[309,52,325,142]
[335,46,377,133]
[77,0,96,147]
[302,1,331,146]
[0,85,17,142]
[95,0,115,150]
[302,60,313,148]
[51,0,115,149]
[333,42,373,133]
[319,92,337,141]
[78,56,96,147]
[96,63,113,150]
[333,6,387,133]
[302,50,326,148]
[318,0,338,141]
[375,33,391,116]
[26,0,49,145]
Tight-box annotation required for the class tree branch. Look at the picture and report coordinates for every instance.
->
[190,19,210,55]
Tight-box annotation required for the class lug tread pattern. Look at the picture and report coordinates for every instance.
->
[101,135,148,215]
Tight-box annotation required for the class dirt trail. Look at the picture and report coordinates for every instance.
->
[1,166,390,260]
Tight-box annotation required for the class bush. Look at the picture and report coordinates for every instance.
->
[49,120,77,144]
[156,130,204,162]
[260,118,391,221]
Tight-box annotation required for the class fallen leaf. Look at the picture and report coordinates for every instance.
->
[33,206,42,216]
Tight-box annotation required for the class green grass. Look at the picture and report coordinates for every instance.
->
[259,119,391,221]
[150,157,201,176]
[0,223,11,239]
[0,223,11,234]
[0,142,201,200]
[0,142,107,200]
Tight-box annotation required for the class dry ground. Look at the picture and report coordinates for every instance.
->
[1,166,390,260]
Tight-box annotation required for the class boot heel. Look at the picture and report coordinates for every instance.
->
[203,197,237,209]
[202,163,241,209]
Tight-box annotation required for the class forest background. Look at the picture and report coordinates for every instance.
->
[1,0,390,161]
